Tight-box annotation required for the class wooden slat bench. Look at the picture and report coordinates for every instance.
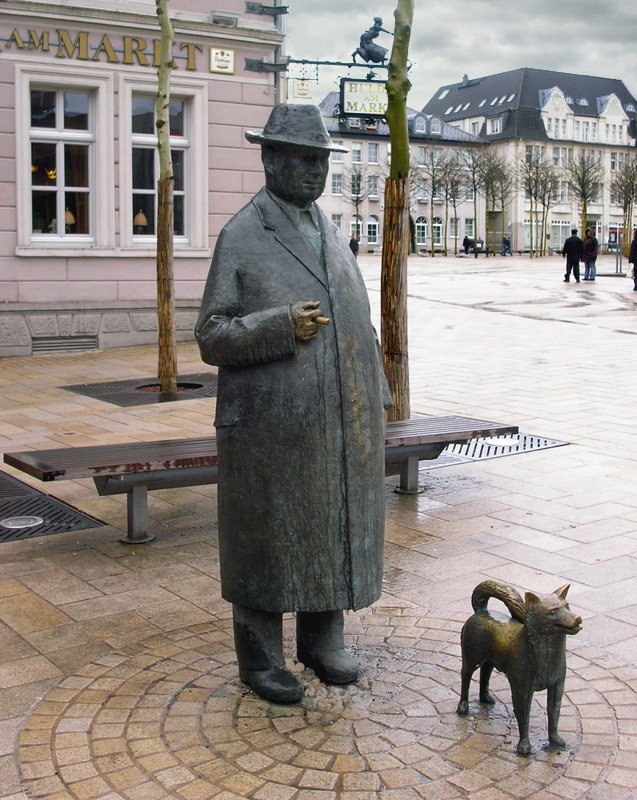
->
[4,415,518,544]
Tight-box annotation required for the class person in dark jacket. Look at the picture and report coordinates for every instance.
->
[629,229,637,291]
[195,105,391,706]
[582,228,599,281]
[462,235,471,255]
[562,228,583,283]
[349,232,359,258]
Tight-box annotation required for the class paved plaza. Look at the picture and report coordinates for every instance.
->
[0,254,636,799]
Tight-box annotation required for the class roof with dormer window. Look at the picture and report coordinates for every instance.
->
[422,67,637,143]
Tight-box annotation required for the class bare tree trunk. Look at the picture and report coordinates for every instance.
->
[381,0,413,422]
[381,178,410,420]
[155,0,177,396]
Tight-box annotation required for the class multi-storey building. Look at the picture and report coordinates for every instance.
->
[422,68,637,252]
[317,92,481,254]
[0,0,284,356]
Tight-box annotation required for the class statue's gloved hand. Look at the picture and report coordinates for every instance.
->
[290,301,330,341]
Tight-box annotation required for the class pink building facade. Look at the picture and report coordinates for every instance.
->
[0,0,284,356]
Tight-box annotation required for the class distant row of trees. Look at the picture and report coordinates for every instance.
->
[337,145,637,257]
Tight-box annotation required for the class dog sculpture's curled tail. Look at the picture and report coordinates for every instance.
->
[471,580,526,623]
[458,579,582,755]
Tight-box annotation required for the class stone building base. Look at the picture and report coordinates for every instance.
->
[0,301,200,357]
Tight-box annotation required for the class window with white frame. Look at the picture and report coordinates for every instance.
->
[351,142,363,163]
[414,116,426,133]
[331,142,344,162]
[131,93,188,238]
[331,213,342,229]
[368,142,379,164]
[465,184,474,201]
[450,217,459,238]
[368,174,379,198]
[430,117,442,134]
[416,178,428,202]
[16,66,116,252]
[416,145,426,166]
[487,117,501,135]
[433,216,443,245]
[349,214,363,237]
[29,87,93,238]
[471,121,480,136]
[415,216,428,245]
[331,174,342,195]
[464,217,474,238]
[367,215,379,244]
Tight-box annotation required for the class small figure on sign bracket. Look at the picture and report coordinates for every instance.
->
[352,17,393,64]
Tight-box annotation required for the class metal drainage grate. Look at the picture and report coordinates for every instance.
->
[0,471,104,543]
[62,372,217,407]
[422,433,568,470]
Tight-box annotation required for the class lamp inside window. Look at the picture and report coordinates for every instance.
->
[64,208,75,233]
[133,210,148,234]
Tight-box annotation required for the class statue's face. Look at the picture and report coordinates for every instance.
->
[263,146,329,208]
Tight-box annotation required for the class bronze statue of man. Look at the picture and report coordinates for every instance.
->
[195,104,390,704]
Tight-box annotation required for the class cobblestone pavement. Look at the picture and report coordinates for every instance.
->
[1,255,636,799]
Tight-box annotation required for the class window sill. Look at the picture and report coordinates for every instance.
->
[16,246,211,258]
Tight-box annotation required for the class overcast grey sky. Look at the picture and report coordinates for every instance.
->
[284,0,637,110]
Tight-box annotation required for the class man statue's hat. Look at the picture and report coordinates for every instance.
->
[245,104,348,152]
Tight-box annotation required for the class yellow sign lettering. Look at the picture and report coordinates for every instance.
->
[57,30,89,60]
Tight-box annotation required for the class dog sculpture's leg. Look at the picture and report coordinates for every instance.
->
[457,659,477,715]
[479,662,496,705]
[547,680,566,749]
[510,684,533,755]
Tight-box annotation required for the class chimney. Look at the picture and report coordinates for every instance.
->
[462,74,469,86]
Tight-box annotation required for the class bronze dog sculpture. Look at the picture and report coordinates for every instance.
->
[457,580,582,755]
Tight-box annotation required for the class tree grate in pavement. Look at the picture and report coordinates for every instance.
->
[422,432,567,470]
[0,472,103,542]
[61,371,217,407]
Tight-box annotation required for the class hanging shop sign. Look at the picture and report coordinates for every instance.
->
[339,78,388,118]
[4,28,234,74]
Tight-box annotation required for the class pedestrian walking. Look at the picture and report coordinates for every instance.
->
[582,228,599,281]
[562,228,583,283]
[500,234,512,256]
[629,229,637,291]
[349,233,359,258]
[462,235,471,256]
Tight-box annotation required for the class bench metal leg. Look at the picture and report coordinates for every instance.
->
[120,484,156,544]
[395,456,424,494]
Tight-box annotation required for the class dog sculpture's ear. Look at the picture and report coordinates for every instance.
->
[554,584,570,599]
[525,591,540,607]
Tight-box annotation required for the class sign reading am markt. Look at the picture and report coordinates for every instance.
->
[340,78,388,118]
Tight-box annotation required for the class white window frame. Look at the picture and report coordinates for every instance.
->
[349,214,363,238]
[351,141,363,164]
[430,117,442,134]
[414,116,427,133]
[331,213,342,229]
[331,174,342,195]
[15,65,114,255]
[367,216,379,244]
[368,174,379,199]
[120,76,208,253]
[367,142,379,164]
[415,216,428,246]
[331,142,344,162]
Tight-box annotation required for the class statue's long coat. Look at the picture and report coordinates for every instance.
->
[196,188,389,613]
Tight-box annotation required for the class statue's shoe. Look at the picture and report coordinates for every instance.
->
[239,667,303,704]
[298,648,358,685]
